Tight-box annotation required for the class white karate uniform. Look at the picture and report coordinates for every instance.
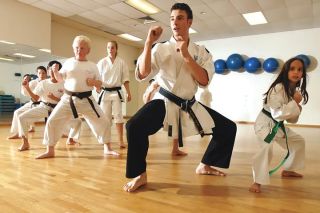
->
[136,37,215,138]
[97,56,129,125]
[252,83,305,185]
[10,79,40,134]
[43,58,110,146]
[18,79,64,138]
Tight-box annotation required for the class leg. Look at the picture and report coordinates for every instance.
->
[66,118,82,145]
[171,139,187,156]
[18,136,30,151]
[116,123,126,148]
[35,146,55,159]
[113,99,126,148]
[198,104,237,175]
[249,183,261,193]
[125,100,165,192]
[8,103,31,139]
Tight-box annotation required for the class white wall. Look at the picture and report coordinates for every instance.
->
[197,28,320,125]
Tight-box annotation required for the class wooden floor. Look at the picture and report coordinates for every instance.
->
[0,117,319,212]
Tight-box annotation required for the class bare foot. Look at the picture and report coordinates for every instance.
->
[7,134,21,140]
[104,144,120,156]
[61,134,68,138]
[66,138,79,145]
[195,163,226,176]
[172,149,188,156]
[119,142,126,149]
[281,170,303,178]
[35,146,55,159]
[123,172,147,192]
[249,183,261,193]
[18,138,30,151]
[28,127,35,133]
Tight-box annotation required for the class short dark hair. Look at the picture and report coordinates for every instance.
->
[48,60,62,70]
[37,66,47,73]
[171,3,193,20]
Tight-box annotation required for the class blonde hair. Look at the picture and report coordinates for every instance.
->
[73,35,91,48]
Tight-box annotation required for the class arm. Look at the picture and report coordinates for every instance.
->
[176,36,209,86]
[123,81,131,102]
[52,63,63,82]
[47,92,61,102]
[87,78,102,91]
[23,83,40,102]
[138,26,163,79]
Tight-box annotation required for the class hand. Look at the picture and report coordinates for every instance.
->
[146,26,163,44]
[47,92,55,100]
[126,93,131,102]
[86,78,96,87]
[293,91,302,104]
[175,36,189,58]
[51,63,59,72]
[22,79,28,86]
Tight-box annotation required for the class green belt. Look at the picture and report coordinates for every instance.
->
[262,108,290,175]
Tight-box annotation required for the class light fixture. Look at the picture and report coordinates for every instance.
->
[39,48,51,53]
[13,53,36,58]
[0,57,14,62]
[242,11,267,25]
[117,33,142,41]
[189,28,197,34]
[0,40,15,45]
[126,0,160,15]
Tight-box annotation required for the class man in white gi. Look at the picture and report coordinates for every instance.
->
[123,3,237,192]
[35,35,118,159]
[97,41,132,149]
[17,61,64,151]
[7,66,47,139]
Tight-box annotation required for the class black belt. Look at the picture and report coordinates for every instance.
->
[65,90,100,119]
[98,86,123,104]
[159,87,205,147]
[42,102,57,123]
[31,101,41,108]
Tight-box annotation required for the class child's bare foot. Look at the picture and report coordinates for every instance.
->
[35,146,55,159]
[7,134,21,140]
[104,144,119,156]
[281,170,303,178]
[18,137,30,151]
[172,149,188,156]
[28,127,35,133]
[123,172,147,192]
[195,163,226,176]
[249,183,261,193]
[119,141,126,149]
[66,138,79,145]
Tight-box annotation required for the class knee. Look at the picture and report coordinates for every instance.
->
[229,120,237,135]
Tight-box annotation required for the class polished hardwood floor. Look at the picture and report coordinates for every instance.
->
[0,116,319,212]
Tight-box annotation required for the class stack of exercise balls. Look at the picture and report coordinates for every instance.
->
[244,57,261,73]
[263,58,279,73]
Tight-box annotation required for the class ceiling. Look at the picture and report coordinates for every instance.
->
[1,0,320,64]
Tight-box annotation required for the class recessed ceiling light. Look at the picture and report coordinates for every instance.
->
[39,48,51,53]
[13,53,36,58]
[126,0,160,15]
[200,12,206,15]
[0,40,15,45]
[117,33,142,41]
[0,57,14,62]
[242,11,267,25]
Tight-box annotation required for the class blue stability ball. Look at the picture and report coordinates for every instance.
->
[263,58,279,73]
[226,53,244,71]
[296,54,311,68]
[244,57,261,73]
[214,59,227,74]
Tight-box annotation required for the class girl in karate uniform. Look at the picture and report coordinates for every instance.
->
[250,57,309,193]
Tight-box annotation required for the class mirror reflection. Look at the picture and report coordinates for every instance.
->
[0,41,65,124]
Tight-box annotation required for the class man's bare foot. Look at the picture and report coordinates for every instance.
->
[195,163,226,176]
[104,144,120,156]
[35,146,55,159]
[61,134,68,138]
[66,138,79,145]
[119,142,126,149]
[172,149,188,156]
[18,138,30,151]
[123,172,147,192]
[28,127,35,133]
[249,183,261,193]
[7,134,21,140]
[281,170,303,178]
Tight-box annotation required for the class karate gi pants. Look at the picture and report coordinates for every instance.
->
[125,99,237,178]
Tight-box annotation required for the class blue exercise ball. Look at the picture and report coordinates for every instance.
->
[244,57,261,73]
[296,54,311,68]
[214,59,226,74]
[29,74,38,80]
[226,54,244,71]
[263,58,279,73]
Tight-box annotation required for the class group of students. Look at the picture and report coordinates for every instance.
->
[7,3,309,194]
